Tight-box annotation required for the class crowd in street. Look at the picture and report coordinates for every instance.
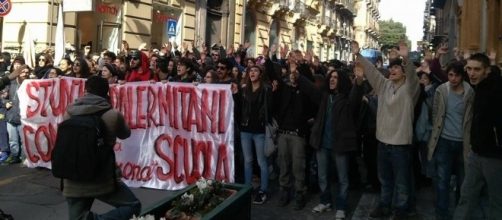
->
[0,38,501,220]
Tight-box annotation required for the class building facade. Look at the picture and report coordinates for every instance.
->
[1,0,359,62]
[428,0,502,64]
[354,0,380,50]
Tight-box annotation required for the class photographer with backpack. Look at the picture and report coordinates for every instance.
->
[53,76,141,220]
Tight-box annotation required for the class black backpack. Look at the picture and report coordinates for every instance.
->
[51,109,112,181]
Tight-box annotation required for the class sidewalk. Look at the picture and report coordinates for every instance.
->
[0,164,436,220]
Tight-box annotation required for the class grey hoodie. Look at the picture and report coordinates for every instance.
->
[62,93,131,198]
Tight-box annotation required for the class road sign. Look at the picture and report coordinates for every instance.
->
[0,0,12,17]
[167,19,177,36]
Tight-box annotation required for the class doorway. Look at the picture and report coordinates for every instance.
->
[97,21,121,52]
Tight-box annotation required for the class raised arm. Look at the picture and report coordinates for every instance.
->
[352,41,386,93]
[397,41,420,99]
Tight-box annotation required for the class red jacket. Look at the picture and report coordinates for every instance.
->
[126,52,157,82]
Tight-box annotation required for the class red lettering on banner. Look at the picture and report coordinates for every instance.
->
[109,85,119,109]
[108,83,229,134]
[155,134,174,181]
[183,139,197,184]
[22,123,57,163]
[119,86,133,128]
[23,125,39,163]
[171,86,180,130]
[26,79,84,119]
[157,87,169,127]
[215,143,230,182]
[201,89,219,133]
[38,81,52,117]
[218,90,228,134]
[153,134,230,184]
[173,135,185,183]
[34,125,52,162]
[179,87,190,130]
[178,86,202,132]
[147,86,159,127]
[113,142,123,152]
[49,80,64,116]
[193,139,213,179]
[136,85,147,129]
[118,162,154,181]
[26,83,41,119]
[187,87,202,132]
[20,79,234,188]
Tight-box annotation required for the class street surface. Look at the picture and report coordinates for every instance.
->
[0,164,436,220]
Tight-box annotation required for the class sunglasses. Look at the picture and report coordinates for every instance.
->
[131,57,140,60]
[217,66,226,70]
[74,63,80,66]
[39,59,46,62]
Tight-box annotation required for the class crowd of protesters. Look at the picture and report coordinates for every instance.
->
[0,38,501,220]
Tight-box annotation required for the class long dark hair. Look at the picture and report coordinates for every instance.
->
[326,68,352,95]
[243,65,267,86]
[73,57,91,78]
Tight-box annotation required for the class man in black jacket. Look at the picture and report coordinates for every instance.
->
[454,53,502,219]
[274,67,316,210]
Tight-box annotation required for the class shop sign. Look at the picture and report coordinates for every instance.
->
[154,12,175,23]
[0,0,12,17]
[63,0,93,12]
[167,19,177,36]
[97,3,118,16]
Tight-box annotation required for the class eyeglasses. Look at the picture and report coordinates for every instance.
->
[131,57,140,60]
[217,65,226,70]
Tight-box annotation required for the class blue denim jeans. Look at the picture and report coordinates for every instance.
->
[66,181,141,220]
[316,148,349,211]
[240,132,268,192]
[454,151,502,220]
[432,137,464,218]
[7,123,22,158]
[377,142,413,214]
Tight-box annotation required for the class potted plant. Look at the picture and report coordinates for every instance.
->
[136,179,252,220]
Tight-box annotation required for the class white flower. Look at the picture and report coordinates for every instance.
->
[196,178,209,192]
[207,180,213,186]
[129,214,155,220]
[181,192,194,205]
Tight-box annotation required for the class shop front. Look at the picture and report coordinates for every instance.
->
[151,1,183,48]
[75,0,123,53]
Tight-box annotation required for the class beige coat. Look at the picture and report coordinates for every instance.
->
[358,56,421,145]
[427,81,474,161]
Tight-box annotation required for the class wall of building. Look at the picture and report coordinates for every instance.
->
[1,0,57,54]
[1,0,379,62]
[433,0,502,64]
[354,0,379,49]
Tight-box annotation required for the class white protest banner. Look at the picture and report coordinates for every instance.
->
[18,77,234,190]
